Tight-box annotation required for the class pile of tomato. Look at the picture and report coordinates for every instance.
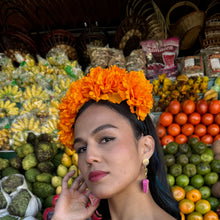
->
[156,99,220,146]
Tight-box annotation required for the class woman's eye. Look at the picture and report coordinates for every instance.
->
[76,146,87,154]
[101,137,115,143]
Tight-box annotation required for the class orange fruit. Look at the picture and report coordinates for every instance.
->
[175,112,188,125]
[182,100,196,115]
[172,186,186,202]
[156,124,166,138]
[187,212,203,220]
[203,210,219,220]
[167,123,181,137]
[186,189,202,203]
[195,199,211,215]
[181,123,195,136]
[179,198,195,214]
[161,135,174,146]
[169,100,181,115]
[175,134,188,145]
[159,112,173,127]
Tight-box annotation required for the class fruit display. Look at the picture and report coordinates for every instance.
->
[157,99,220,146]
[164,139,220,219]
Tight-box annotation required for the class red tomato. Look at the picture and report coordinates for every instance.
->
[182,100,196,114]
[181,123,194,136]
[194,124,207,137]
[207,124,220,136]
[201,113,214,126]
[167,123,181,137]
[161,135,174,146]
[196,99,208,115]
[200,134,214,145]
[168,100,181,115]
[188,112,201,125]
[214,134,220,142]
[156,124,166,138]
[159,112,173,127]
[208,100,220,114]
[175,112,188,125]
[175,134,188,144]
[189,134,200,141]
[214,113,220,125]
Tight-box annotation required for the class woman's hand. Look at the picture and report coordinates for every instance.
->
[52,170,100,220]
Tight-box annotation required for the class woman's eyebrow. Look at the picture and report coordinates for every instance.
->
[91,124,118,136]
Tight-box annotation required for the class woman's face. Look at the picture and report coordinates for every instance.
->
[74,104,146,198]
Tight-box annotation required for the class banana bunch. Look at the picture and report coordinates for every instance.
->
[0,85,22,102]
[60,77,72,91]
[20,99,47,115]
[11,131,28,150]
[0,129,12,150]
[41,118,58,135]
[0,100,19,118]
[11,116,41,134]
[23,85,50,101]
[49,100,60,116]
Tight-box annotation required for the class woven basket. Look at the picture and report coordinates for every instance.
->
[166,1,205,50]
[202,37,220,48]
[41,29,77,60]
[205,15,220,28]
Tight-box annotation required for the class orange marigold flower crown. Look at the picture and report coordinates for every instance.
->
[58,65,153,149]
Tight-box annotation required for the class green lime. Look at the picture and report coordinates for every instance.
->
[199,186,211,199]
[167,174,175,187]
[183,163,197,177]
[178,143,190,154]
[204,172,218,185]
[176,174,189,188]
[192,141,207,155]
[189,154,201,165]
[206,196,220,211]
[176,154,189,166]
[169,164,182,177]
[204,148,214,157]
[210,159,220,173]
[196,162,211,175]
[201,152,214,163]
[164,154,176,167]
[188,137,200,147]
[165,142,179,154]
[190,174,204,188]
[184,185,195,193]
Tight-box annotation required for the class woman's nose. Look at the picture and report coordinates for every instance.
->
[85,143,101,164]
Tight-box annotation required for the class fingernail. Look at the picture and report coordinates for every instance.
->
[89,193,100,206]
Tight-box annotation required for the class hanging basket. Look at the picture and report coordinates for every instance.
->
[41,29,77,61]
[166,1,205,50]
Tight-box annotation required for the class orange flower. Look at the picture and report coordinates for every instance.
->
[58,66,153,149]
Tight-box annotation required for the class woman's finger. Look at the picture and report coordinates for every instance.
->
[78,181,88,193]
[71,174,85,191]
[62,170,76,190]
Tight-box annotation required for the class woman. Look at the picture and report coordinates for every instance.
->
[52,66,181,220]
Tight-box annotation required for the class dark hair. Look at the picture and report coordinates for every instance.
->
[76,100,181,220]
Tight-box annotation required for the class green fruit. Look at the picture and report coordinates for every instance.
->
[190,174,204,188]
[184,185,195,193]
[188,137,200,147]
[201,152,214,163]
[199,186,211,199]
[178,143,190,154]
[189,154,201,165]
[176,174,189,187]
[192,141,207,155]
[196,162,211,175]
[206,197,220,211]
[57,164,68,178]
[167,174,175,187]
[51,176,63,188]
[165,142,179,154]
[211,159,220,173]
[176,154,189,166]
[183,163,197,177]
[164,154,176,167]
[204,172,218,185]
[169,164,182,177]
[204,148,214,157]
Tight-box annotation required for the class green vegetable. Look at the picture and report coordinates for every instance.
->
[21,143,34,156]
[27,132,37,146]
[0,191,7,209]
[0,158,9,171]
[25,168,41,183]
[15,147,25,158]
[32,182,55,199]
[1,215,18,220]
[37,161,55,174]
[2,167,20,177]
[35,142,54,162]
[8,189,31,217]
[43,194,55,208]
[36,173,53,183]
[2,174,23,194]
[38,133,52,143]
[22,153,38,170]
[9,156,22,170]
[52,152,63,167]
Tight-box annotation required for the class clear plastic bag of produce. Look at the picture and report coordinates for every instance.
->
[201,48,220,77]
[0,186,11,217]
[0,128,12,151]
[46,47,69,66]
[108,48,126,69]
[64,60,84,80]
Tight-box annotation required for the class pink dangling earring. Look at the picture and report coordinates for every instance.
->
[142,158,149,193]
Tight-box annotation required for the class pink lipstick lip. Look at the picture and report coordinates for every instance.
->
[88,170,108,182]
